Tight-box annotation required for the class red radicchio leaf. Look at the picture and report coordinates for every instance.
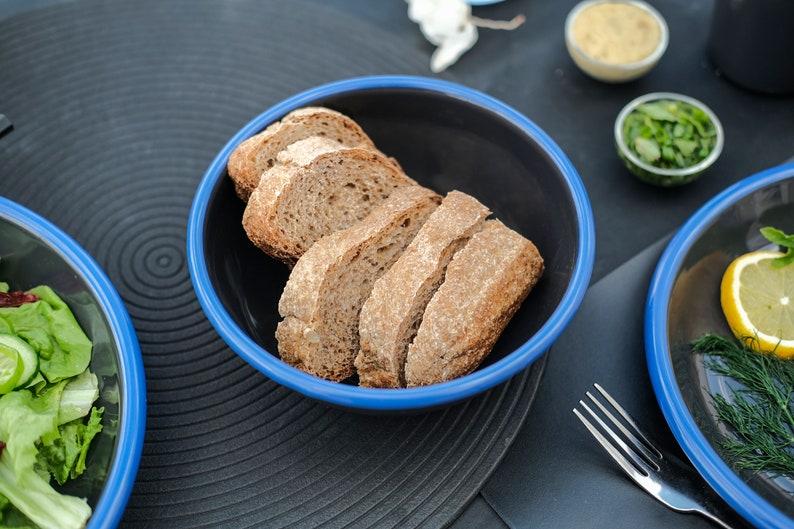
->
[0,290,40,307]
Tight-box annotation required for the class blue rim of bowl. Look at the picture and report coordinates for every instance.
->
[187,75,595,411]
[0,196,146,529]
[645,162,794,529]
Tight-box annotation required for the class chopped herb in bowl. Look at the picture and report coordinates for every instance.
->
[615,92,723,186]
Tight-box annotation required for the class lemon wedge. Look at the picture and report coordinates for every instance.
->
[720,250,794,358]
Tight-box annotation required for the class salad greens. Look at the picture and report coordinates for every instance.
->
[621,98,718,170]
[0,285,92,384]
[0,281,102,529]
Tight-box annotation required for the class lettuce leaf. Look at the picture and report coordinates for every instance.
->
[0,285,92,384]
[57,369,100,426]
[34,369,103,485]
[38,407,104,486]
[0,390,92,529]
[0,491,38,528]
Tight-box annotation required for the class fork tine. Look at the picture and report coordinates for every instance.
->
[572,405,649,485]
[593,383,662,460]
[574,399,653,479]
[586,386,661,468]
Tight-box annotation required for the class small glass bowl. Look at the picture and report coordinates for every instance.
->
[565,0,669,83]
[615,92,724,187]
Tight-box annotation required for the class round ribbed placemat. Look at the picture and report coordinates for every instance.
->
[0,1,548,527]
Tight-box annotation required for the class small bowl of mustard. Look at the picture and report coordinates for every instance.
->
[565,0,668,83]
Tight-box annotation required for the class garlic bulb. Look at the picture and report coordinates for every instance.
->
[407,0,525,72]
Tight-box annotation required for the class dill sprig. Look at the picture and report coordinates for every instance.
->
[692,333,794,478]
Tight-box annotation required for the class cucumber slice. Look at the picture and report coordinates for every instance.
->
[0,333,39,390]
[0,341,22,394]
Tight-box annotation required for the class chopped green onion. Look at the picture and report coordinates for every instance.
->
[622,99,718,170]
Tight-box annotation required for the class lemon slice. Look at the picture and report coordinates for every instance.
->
[720,250,794,358]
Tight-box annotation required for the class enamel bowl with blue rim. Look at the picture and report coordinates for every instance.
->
[646,162,794,529]
[0,197,146,529]
[188,75,595,413]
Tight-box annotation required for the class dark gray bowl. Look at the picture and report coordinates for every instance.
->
[646,162,794,528]
[0,197,145,529]
[188,76,595,412]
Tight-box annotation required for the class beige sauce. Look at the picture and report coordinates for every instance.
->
[572,3,661,64]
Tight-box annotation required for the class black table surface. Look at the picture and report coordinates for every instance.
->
[2,1,793,528]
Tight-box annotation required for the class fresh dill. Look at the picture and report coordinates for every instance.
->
[692,333,794,478]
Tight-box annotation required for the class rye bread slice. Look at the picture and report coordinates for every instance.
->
[276,185,442,382]
[242,140,418,266]
[227,106,381,201]
[404,219,545,387]
[355,191,491,388]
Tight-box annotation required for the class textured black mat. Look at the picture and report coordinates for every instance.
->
[0,1,547,527]
[483,234,753,529]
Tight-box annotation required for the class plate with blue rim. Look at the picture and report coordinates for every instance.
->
[0,196,146,529]
[645,162,794,529]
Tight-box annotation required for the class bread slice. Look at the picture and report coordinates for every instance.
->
[276,185,442,382]
[274,135,343,167]
[242,140,418,266]
[227,106,380,201]
[404,219,545,387]
[355,191,491,388]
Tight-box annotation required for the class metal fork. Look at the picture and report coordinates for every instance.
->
[573,383,737,528]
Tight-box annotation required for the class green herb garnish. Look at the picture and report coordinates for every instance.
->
[692,334,794,478]
[761,226,794,268]
[622,99,718,170]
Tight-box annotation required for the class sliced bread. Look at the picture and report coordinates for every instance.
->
[404,219,545,387]
[276,185,442,382]
[355,191,491,388]
[227,106,381,201]
[242,140,418,266]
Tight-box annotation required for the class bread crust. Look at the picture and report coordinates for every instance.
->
[276,186,442,382]
[227,106,379,201]
[356,191,491,388]
[242,142,417,266]
[404,219,545,387]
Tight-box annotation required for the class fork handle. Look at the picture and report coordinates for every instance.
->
[0,114,12,138]
[692,490,747,529]
[698,508,735,529]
